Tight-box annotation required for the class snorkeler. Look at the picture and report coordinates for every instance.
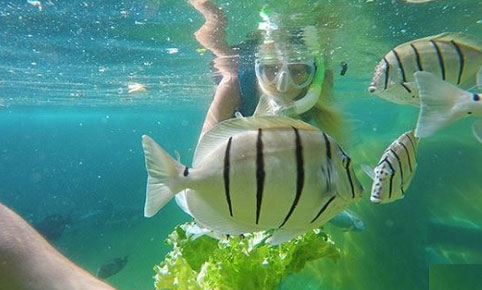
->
[190,1,344,141]
[0,202,117,290]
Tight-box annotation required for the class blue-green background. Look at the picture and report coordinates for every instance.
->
[1,0,481,289]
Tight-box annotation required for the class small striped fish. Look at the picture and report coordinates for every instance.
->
[368,32,482,106]
[142,116,363,244]
[364,130,419,204]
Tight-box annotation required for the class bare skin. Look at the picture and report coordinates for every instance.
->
[190,0,340,140]
[190,0,241,136]
[0,202,117,290]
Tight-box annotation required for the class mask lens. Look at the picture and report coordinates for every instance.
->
[288,63,314,86]
[261,63,283,83]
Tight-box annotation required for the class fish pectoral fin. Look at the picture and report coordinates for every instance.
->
[472,119,482,144]
[175,191,192,216]
[403,81,418,95]
[183,222,215,241]
[414,72,464,138]
[361,164,375,180]
[185,189,256,235]
[266,229,308,245]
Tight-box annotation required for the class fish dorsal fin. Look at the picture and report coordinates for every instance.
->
[253,94,276,116]
[431,32,482,50]
[193,116,318,167]
[401,32,482,53]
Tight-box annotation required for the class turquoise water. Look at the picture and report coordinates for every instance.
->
[1,1,481,289]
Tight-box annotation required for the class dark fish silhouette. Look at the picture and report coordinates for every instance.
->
[34,214,72,241]
[97,256,129,279]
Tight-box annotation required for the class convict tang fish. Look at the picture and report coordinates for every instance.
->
[142,116,363,244]
[368,32,482,106]
[363,130,419,204]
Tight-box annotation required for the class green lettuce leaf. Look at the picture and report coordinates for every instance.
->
[154,223,340,290]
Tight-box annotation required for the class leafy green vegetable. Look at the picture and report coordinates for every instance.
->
[154,223,340,290]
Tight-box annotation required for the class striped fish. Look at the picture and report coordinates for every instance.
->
[368,32,482,106]
[142,116,363,244]
[363,130,419,204]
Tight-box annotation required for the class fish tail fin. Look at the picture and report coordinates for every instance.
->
[414,71,466,138]
[473,119,482,144]
[142,135,186,217]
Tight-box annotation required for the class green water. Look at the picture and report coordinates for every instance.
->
[0,0,481,289]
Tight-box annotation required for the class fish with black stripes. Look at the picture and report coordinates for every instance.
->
[141,116,363,245]
[368,32,482,106]
[362,130,419,204]
[414,71,482,142]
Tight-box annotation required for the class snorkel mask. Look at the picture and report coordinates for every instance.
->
[256,6,318,95]
[255,5,325,116]
[255,55,325,117]
[255,58,316,93]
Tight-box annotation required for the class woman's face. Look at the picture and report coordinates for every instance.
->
[255,59,315,101]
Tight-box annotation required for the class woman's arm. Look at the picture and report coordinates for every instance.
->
[190,0,241,136]
[0,202,117,290]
